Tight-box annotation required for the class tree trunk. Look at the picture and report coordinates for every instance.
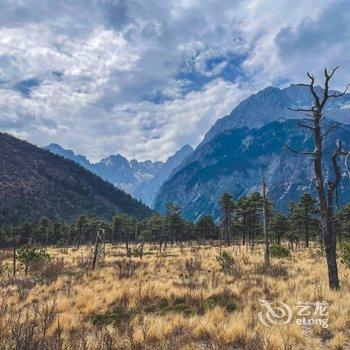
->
[13,233,16,277]
[314,119,339,290]
[324,213,339,289]
[225,209,231,246]
[77,227,82,249]
[304,208,310,248]
[91,231,99,270]
[262,180,270,268]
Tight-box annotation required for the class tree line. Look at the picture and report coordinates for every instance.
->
[2,192,350,251]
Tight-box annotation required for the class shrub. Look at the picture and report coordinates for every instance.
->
[16,244,51,275]
[216,251,235,274]
[132,245,144,258]
[32,258,65,283]
[339,243,350,268]
[115,259,144,279]
[0,262,7,276]
[270,244,290,258]
[157,290,239,316]
[178,256,202,289]
[254,263,289,278]
[91,304,131,326]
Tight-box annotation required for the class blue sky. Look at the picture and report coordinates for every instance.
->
[0,0,350,161]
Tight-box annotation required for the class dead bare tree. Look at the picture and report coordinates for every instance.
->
[91,229,104,270]
[262,179,270,269]
[285,67,350,290]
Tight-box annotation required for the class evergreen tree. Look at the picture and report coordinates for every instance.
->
[299,193,318,247]
[235,192,262,246]
[219,193,234,246]
[75,215,88,248]
[196,215,218,242]
[269,214,290,244]
[165,203,183,245]
[336,204,350,243]
[112,213,132,255]
[40,217,51,246]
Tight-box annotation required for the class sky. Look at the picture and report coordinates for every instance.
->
[0,0,350,161]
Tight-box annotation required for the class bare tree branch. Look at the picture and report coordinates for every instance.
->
[284,143,315,156]
[297,121,315,131]
[321,122,342,139]
[307,72,321,107]
[288,107,315,113]
[329,84,350,98]
[325,66,339,80]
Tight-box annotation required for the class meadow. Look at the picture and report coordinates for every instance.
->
[1,242,350,350]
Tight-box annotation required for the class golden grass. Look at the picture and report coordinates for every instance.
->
[0,243,350,349]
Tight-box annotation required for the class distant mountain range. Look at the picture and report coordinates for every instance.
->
[44,143,193,207]
[201,84,350,145]
[0,133,152,225]
[155,84,350,220]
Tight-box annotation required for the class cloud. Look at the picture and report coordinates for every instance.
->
[274,0,350,87]
[0,0,349,161]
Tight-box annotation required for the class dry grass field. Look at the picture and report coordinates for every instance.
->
[1,243,350,349]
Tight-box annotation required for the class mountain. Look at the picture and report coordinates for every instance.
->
[44,143,193,206]
[201,84,350,145]
[135,144,194,207]
[154,119,350,221]
[0,133,153,225]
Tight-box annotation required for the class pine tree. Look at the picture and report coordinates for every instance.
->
[299,193,318,248]
[76,215,88,249]
[196,215,218,242]
[219,193,234,246]
[270,214,290,244]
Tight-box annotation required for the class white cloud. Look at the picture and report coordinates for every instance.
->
[0,0,349,161]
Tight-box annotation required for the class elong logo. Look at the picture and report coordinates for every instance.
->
[258,299,329,328]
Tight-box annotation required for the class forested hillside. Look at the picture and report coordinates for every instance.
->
[0,133,152,224]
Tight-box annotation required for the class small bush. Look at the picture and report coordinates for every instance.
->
[32,258,65,283]
[132,245,144,258]
[115,259,144,279]
[59,247,69,254]
[91,304,132,326]
[0,262,7,276]
[159,297,197,317]
[157,290,239,316]
[216,251,235,274]
[154,256,165,272]
[254,263,289,278]
[17,244,51,275]
[270,244,290,258]
[339,243,350,268]
[202,290,237,312]
[178,256,202,289]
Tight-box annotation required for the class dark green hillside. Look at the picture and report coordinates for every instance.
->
[0,133,153,225]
